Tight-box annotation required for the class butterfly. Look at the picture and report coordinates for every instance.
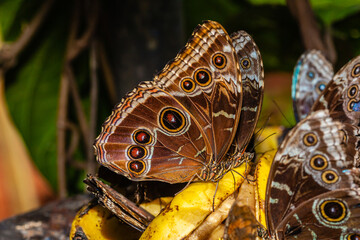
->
[93,21,264,184]
[292,50,333,122]
[265,55,360,239]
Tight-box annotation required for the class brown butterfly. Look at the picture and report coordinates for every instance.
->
[93,21,264,184]
[224,56,360,240]
[265,56,360,239]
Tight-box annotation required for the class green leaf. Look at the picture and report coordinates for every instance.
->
[247,0,360,25]
[0,0,24,41]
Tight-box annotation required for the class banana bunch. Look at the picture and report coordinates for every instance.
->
[70,126,283,239]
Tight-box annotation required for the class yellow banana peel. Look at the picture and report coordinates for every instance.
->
[140,163,249,240]
[254,126,283,229]
[69,201,142,240]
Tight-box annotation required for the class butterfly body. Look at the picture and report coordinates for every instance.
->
[94,21,263,183]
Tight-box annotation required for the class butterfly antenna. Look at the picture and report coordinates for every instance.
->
[247,113,273,153]
[175,174,197,196]
[212,180,220,212]
[253,132,277,151]
[272,99,294,128]
[254,113,272,139]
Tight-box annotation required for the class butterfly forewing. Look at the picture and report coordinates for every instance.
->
[153,20,243,164]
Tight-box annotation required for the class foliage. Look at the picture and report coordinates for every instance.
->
[248,0,360,25]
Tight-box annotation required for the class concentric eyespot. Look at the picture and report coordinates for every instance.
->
[307,71,315,79]
[315,81,326,94]
[321,170,339,184]
[159,107,186,133]
[340,129,348,143]
[133,129,152,145]
[310,154,328,170]
[194,68,212,86]
[212,53,227,69]
[127,145,147,160]
[127,160,146,175]
[348,84,358,98]
[351,63,360,77]
[344,233,360,240]
[180,78,196,93]
[240,58,251,69]
[347,99,360,112]
[319,199,348,223]
[303,132,317,146]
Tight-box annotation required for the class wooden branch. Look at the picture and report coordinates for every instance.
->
[98,42,118,104]
[57,66,70,198]
[66,0,99,62]
[0,0,54,71]
[57,0,100,197]
[88,40,99,175]
[286,0,337,64]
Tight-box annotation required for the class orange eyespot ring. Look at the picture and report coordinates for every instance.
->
[212,53,227,69]
[159,107,186,133]
[127,160,146,175]
[310,154,328,170]
[351,63,360,77]
[133,129,152,145]
[319,199,347,223]
[127,145,147,160]
[345,233,360,240]
[321,170,339,184]
[303,132,317,146]
[240,58,251,69]
[347,84,358,98]
[340,129,348,144]
[347,99,357,112]
[194,68,212,87]
[180,78,196,93]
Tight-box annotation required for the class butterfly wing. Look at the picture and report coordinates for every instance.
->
[313,55,360,126]
[230,31,264,153]
[224,204,265,240]
[274,188,360,239]
[153,20,243,166]
[265,109,360,232]
[94,21,243,183]
[292,50,333,122]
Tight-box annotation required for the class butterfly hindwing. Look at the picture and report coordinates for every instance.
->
[275,188,360,239]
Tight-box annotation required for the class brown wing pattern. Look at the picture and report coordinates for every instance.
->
[154,20,243,164]
[230,31,264,154]
[266,110,360,233]
[313,55,360,127]
[94,21,245,183]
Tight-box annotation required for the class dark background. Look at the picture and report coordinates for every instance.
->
[1,0,359,219]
